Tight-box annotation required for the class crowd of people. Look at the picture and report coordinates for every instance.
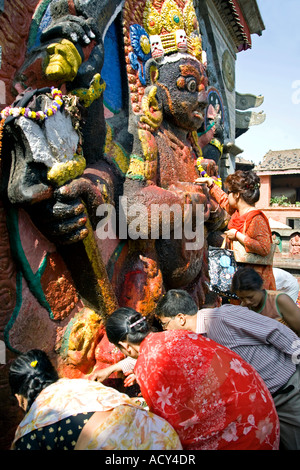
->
[9,170,300,450]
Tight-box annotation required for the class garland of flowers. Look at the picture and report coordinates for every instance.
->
[196,156,222,187]
[190,131,222,188]
[209,138,223,156]
[196,156,209,178]
[0,87,63,121]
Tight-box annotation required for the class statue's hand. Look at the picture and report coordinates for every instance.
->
[41,15,100,47]
[56,176,105,228]
[28,176,105,245]
[167,183,211,224]
[168,182,209,208]
[28,193,88,245]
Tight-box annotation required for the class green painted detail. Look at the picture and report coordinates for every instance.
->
[103,100,121,115]
[4,270,23,354]
[125,173,145,181]
[106,240,127,281]
[197,121,215,137]
[4,208,53,353]
[6,206,54,319]
[110,155,127,176]
[27,0,52,50]
[36,253,48,280]
[59,314,78,358]
[129,154,144,162]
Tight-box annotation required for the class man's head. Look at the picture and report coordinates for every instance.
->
[155,289,198,330]
[202,291,222,308]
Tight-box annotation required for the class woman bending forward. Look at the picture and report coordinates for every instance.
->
[9,349,182,450]
[106,307,280,450]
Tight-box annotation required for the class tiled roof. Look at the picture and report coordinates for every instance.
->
[255,149,300,171]
[235,156,254,165]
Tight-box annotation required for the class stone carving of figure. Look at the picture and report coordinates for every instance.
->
[118,0,225,312]
[290,233,300,255]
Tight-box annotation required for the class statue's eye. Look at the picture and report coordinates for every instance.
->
[186,78,197,92]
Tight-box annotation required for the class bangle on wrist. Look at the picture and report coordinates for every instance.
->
[207,180,215,190]
[234,230,238,240]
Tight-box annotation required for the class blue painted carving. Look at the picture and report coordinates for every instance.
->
[129,24,151,86]
[102,21,124,114]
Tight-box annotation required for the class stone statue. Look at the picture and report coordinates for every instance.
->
[0,0,225,448]
[119,0,224,313]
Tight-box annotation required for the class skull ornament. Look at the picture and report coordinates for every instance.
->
[175,29,187,52]
[150,35,164,59]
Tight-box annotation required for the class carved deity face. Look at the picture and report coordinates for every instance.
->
[155,55,208,131]
[45,39,82,82]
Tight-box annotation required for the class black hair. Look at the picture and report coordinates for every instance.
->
[105,307,151,346]
[225,170,261,205]
[155,289,198,318]
[9,349,59,413]
[231,267,264,292]
[203,291,221,307]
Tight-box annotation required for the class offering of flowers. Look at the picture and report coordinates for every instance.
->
[1,87,86,187]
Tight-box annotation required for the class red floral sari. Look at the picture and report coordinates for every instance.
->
[134,331,279,450]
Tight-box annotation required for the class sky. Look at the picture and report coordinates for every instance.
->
[235,0,300,165]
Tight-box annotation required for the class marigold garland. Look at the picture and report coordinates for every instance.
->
[196,156,222,187]
[0,87,63,121]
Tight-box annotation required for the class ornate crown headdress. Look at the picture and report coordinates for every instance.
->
[123,0,203,114]
[143,0,202,59]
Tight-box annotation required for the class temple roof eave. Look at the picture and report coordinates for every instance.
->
[212,0,264,51]
[238,0,265,36]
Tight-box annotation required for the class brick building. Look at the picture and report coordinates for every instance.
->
[255,149,300,276]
